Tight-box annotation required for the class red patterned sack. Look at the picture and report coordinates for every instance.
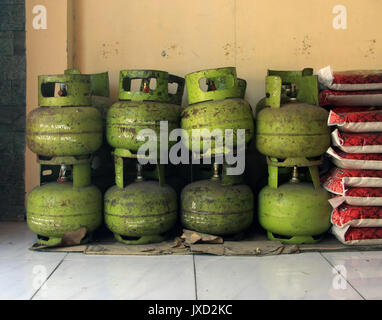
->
[317,67,382,91]
[329,187,382,208]
[332,129,382,153]
[328,109,382,132]
[322,167,382,195]
[319,90,382,107]
[326,147,382,170]
[332,225,382,245]
[332,204,382,228]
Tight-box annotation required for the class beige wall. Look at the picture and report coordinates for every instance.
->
[26,0,382,193]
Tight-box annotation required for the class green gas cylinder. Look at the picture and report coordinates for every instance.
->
[258,166,331,244]
[107,70,184,155]
[256,76,330,160]
[27,74,103,157]
[256,76,331,244]
[27,159,102,246]
[181,164,254,236]
[104,163,177,245]
[26,74,103,246]
[181,67,254,156]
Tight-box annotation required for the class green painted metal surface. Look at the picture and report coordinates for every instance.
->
[186,67,241,105]
[107,100,180,152]
[119,70,170,102]
[258,182,331,244]
[38,74,92,107]
[107,69,183,154]
[104,181,177,245]
[256,76,330,159]
[182,68,253,155]
[181,179,254,236]
[181,98,254,154]
[27,182,102,246]
[255,68,318,115]
[26,105,103,157]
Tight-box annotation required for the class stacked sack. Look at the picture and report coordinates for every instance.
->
[318,66,382,245]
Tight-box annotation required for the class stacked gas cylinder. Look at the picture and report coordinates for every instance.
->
[255,70,332,244]
[26,70,113,246]
[104,70,185,244]
[318,67,382,245]
[180,67,255,236]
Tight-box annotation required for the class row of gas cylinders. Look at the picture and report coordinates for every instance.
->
[26,67,332,246]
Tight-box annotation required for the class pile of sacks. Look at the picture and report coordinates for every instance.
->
[318,66,382,245]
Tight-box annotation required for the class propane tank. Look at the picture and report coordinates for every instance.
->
[26,74,103,246]
[259,166,331,244]
[105,70,184,245]
[181,163,254,236]
[107,70,185,155]
[256,76,331,244]
[27,74,103,156]
[256,76,330,159]
[181,67,254,156]
[105,162,178,245]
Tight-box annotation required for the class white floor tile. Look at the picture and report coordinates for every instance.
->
[0,222,66,261]
[194,253,362,300]
[322,251,382,300]
[32,255,196,300]
[0,256,65,300]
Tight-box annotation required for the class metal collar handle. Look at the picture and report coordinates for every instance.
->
[38,74,91,107]
[118,70,169,102]
[186,67,241,105]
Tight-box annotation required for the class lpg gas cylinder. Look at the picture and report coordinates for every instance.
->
[27,74,103,157]
[26,74,103,246]
[181,164,254,236]
[27,160,102,246]
[181,67,254,156]
[256,76,330,160]
[256,76,331,244]
[258,166,331,244]
[105,163,177,245]
[107,70,184,156]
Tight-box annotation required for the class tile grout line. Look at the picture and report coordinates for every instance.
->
[29,253,68,300]
[319,252,366,300]
[193,254,198,300]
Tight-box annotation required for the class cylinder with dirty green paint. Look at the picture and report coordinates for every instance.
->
[106,70,184,154]
[256,76,330,159]
[181,179,254,236]
[104,181,178,245]
[182,67,254,155]
[258,182,331,244]
[27,73,103,157]
[27,182,102,247]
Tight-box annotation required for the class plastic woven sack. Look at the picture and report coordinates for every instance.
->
[320,90,382,107]
[328,109,382,132]
[332,204,382,228]
[332,129,382,153]
[322,167,382,195]
[332,225,382,245]
[329,187,382,208]
[327,147,382,170]
[317,66,382,91]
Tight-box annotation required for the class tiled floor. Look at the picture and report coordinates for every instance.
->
[1,222,381,300]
